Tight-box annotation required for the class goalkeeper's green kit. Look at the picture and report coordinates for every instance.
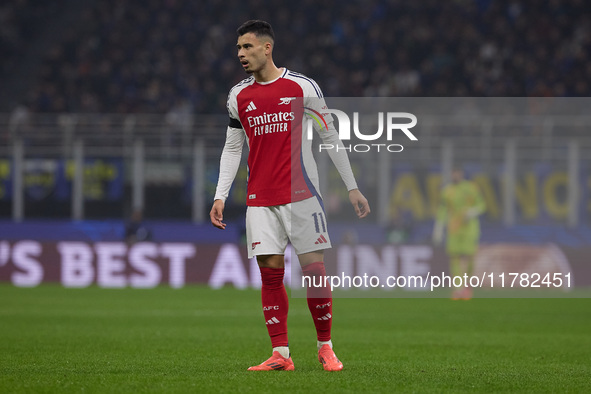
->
[436,180,486,255]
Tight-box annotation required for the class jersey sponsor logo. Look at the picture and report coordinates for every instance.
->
[251,241,261,250]
[246,111,295,137]
[278,97,296,105]
[245,101,257,112]
[249,194,256,199]
[252,122,288,136]
[247,111,295,127]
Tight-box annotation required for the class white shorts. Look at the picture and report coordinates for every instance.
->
[246,196,332,259]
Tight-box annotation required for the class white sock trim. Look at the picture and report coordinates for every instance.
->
[317,340,332,351]
[273,346,290,359]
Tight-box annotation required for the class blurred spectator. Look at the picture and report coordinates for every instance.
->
[125,209,152,243]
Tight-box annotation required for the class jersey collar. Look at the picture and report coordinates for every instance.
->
[256,68,288,85]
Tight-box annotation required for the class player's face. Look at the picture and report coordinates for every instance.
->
[236,33,269,74]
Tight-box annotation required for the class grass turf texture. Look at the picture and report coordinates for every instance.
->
[1,285,590,393]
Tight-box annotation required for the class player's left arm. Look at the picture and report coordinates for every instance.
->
[306,95,370,218]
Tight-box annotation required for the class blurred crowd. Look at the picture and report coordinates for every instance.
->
[0,0,66,77]
[2,0,590,114]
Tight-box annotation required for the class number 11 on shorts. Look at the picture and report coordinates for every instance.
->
[312,212,326,233]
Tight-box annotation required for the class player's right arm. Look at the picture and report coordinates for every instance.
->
[211,91,245,229]
[210,123,244,229]
[210,199,226,229]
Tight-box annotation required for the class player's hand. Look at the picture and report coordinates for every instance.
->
[349,189,370,219]
[210,199,226,229]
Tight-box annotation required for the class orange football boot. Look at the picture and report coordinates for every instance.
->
[247,351,295,371]
[318,344,343,371]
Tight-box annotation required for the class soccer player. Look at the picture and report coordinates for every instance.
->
[210,20,370,371]
[433,167,486,299]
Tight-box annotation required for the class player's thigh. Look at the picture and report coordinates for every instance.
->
[446,232,478,256]
[281,197,332,256]
[246,206,289,259]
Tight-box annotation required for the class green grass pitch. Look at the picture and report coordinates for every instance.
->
[1,285,589,393]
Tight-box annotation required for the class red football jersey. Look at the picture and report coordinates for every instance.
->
[229,69,321,206]
[214,68,357,207]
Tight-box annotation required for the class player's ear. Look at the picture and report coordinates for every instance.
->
[264,41,272,55]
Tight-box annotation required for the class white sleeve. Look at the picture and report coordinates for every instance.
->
[213,125,244,202]
[306,95,358,191]
[320,122,358,191]
[214,90,245,202]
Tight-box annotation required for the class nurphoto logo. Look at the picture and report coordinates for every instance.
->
[304,107,418,153]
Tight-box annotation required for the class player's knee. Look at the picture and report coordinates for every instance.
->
[298,251,324,266]
[257,254,285,268]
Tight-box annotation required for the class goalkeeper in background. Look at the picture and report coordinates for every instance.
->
[433,167,486,299]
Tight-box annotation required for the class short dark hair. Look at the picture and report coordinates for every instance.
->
[236,20,275,42]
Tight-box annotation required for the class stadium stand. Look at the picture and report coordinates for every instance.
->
[0,0,590,224]
[0,0,66,76]
[1,0,590,114]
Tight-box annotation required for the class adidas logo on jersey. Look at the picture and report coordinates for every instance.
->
[245,101,257,112]
[317,313,332,321]
[315,235,328,245]
[266,317,281,325]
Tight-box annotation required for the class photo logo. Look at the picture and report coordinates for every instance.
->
[304,107,417,153]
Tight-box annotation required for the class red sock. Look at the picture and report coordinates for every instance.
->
[259,267,289,348]
[302,262,332,342]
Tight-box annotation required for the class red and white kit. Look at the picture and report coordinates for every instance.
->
[214,68,357,258]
